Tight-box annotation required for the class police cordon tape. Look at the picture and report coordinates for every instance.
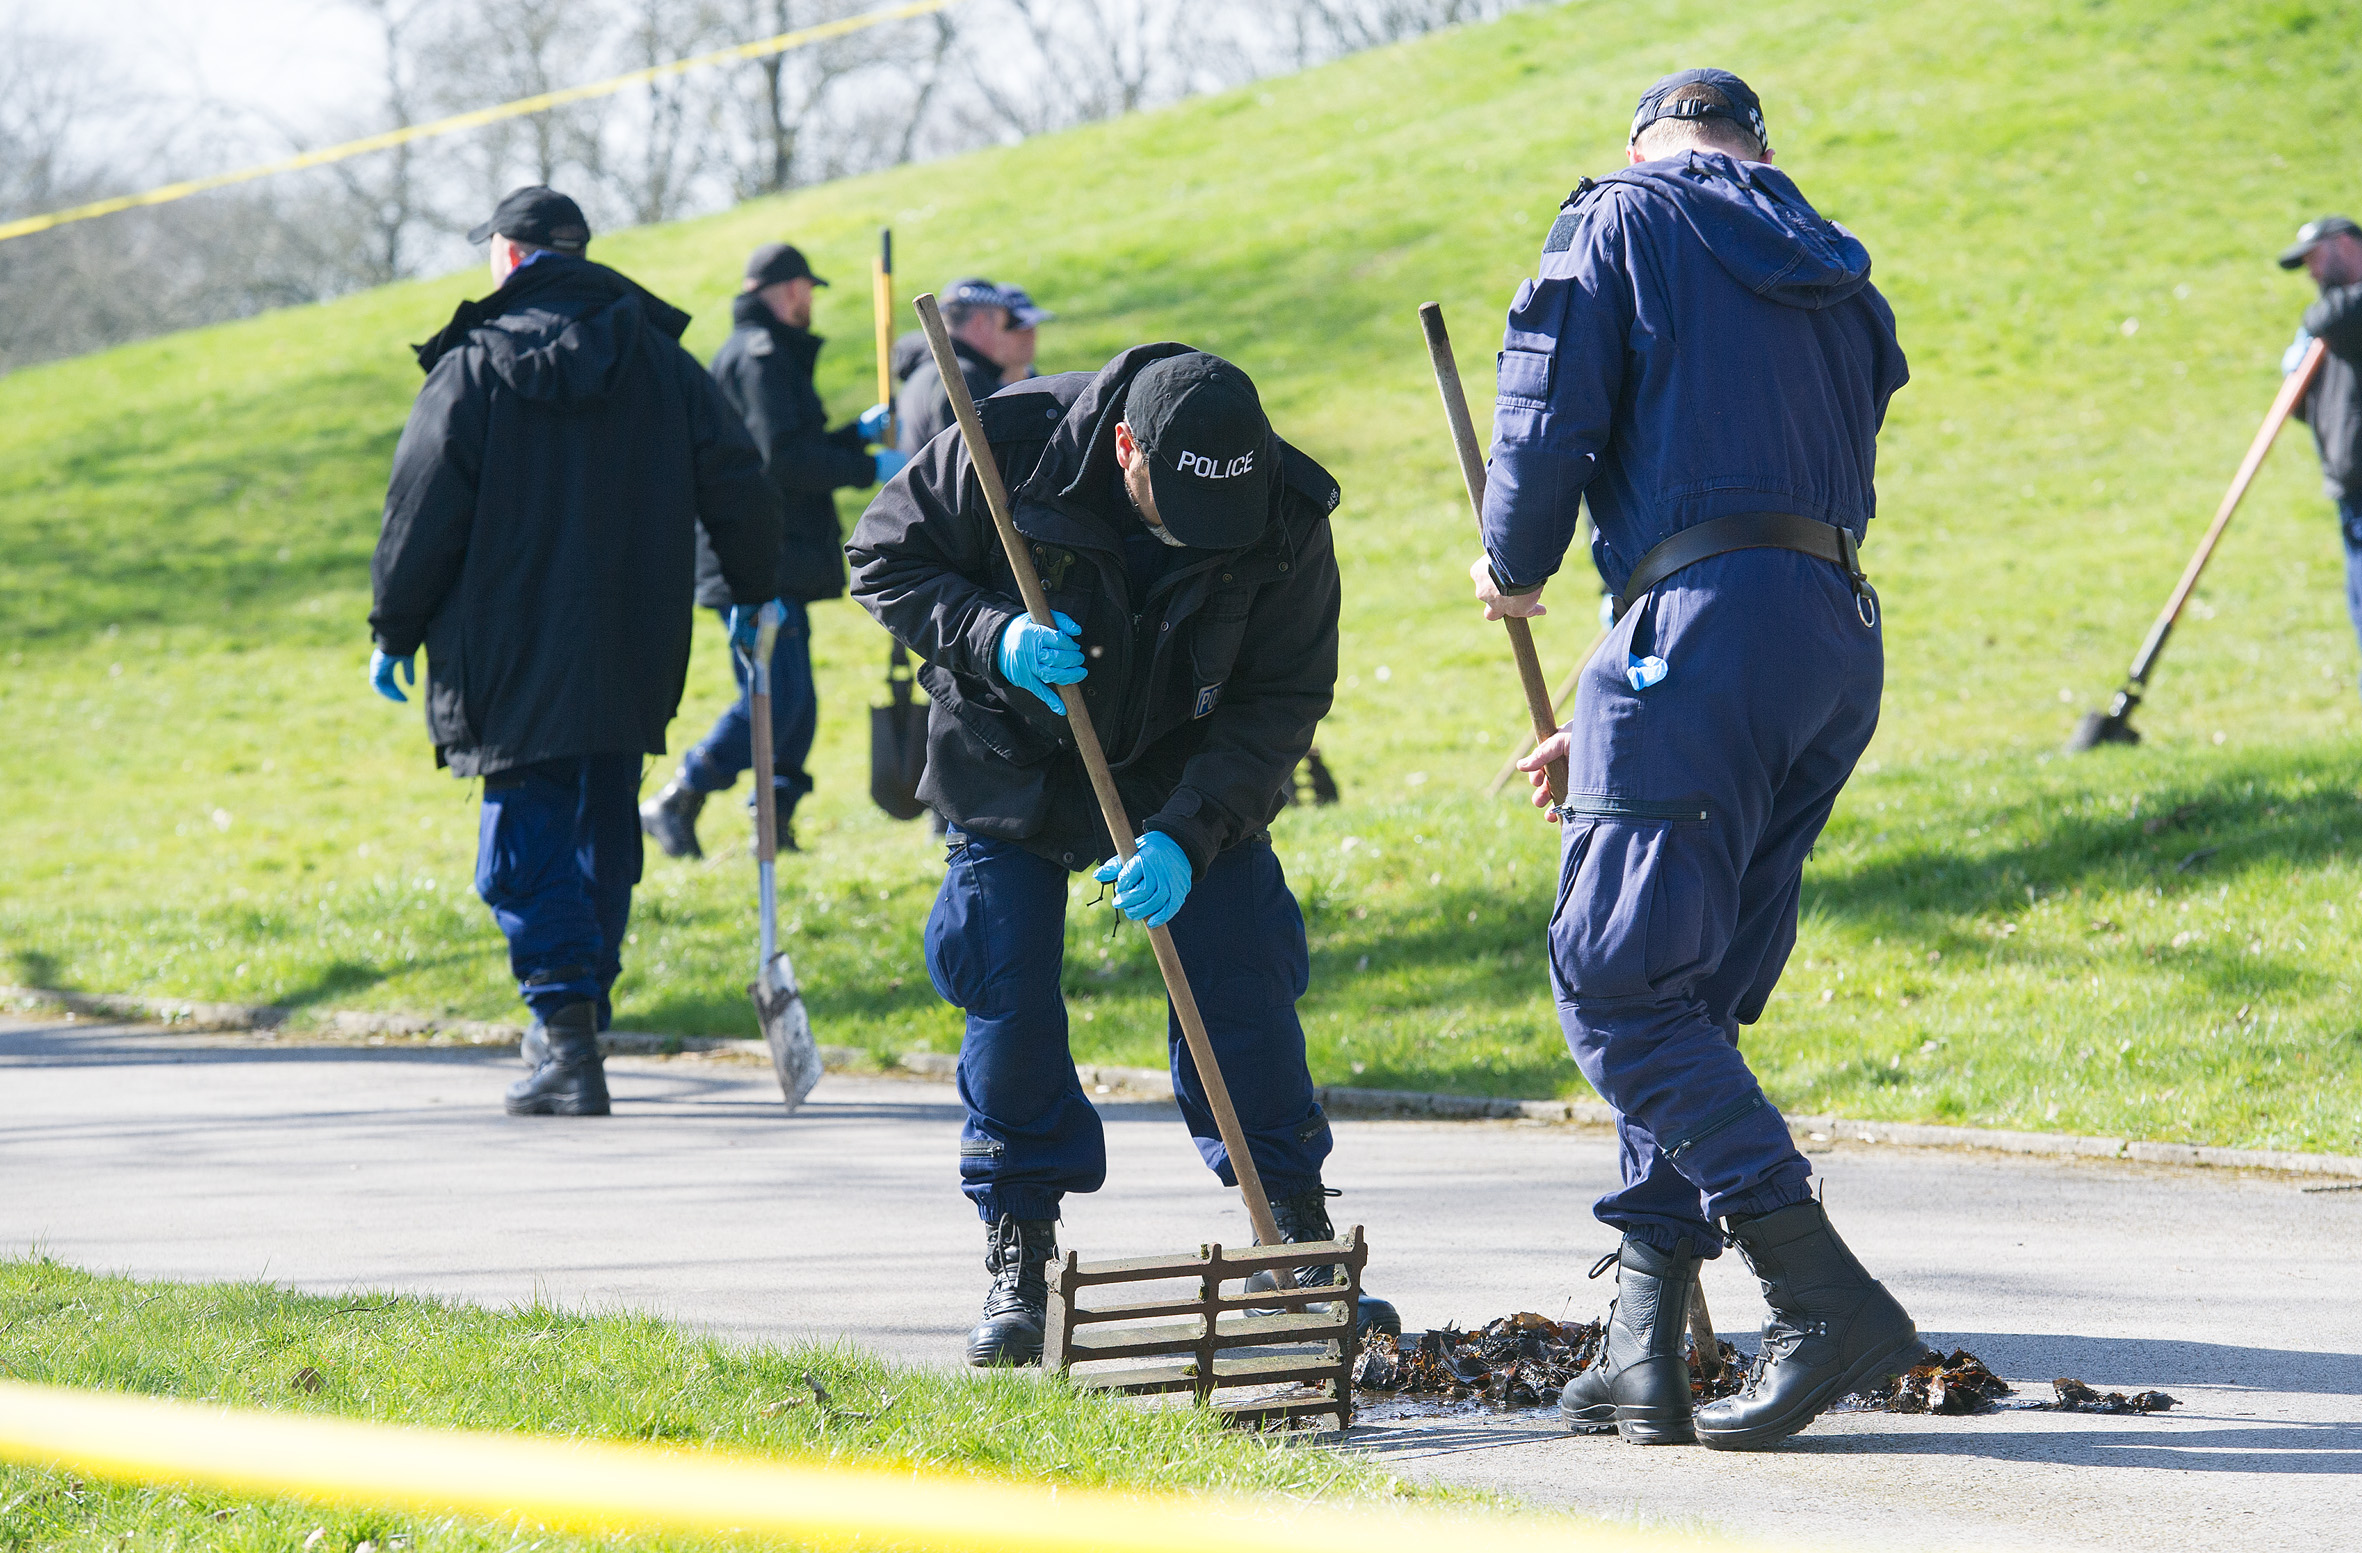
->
[0,0,960,247]
[0,1379,1692,1552]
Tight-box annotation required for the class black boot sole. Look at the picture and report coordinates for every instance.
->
[1696,1325,1922,1451]
[964,1334,1043,1367]
[504,1096,612,1116]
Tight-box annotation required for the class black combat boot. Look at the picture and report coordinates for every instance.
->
[503,1001,610,1116]
[746,788,799,852]
[966,1216,1057,1367]
[1695,1199,1919,1451]
[1558,1236,1702,1444]
[1243,1187,1403,1338]
[638,775,706,860]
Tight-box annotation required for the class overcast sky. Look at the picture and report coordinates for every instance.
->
[19,0,381,138]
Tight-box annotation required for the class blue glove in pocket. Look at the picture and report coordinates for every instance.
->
[1626,654,1669,691]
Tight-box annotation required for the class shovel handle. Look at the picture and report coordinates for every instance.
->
[1419,302,1566,804]
[872,228,896,448]
[746,603,784,963]
[911,293,1288,1259]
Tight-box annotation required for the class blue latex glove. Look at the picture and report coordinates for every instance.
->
[997,610,1084,714]
[2283,327,2315,376]
[727,602,771,657]
[368,649,413,703]
[856,403,892,443]
[1093,832,1193,927]
[874,448,910,483]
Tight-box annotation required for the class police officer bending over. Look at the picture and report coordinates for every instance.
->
[848,345,1396,1365]
[369,186,780,1116]
[1477,72,1919,1449]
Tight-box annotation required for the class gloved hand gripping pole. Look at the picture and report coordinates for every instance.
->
[911,293,1292,1268]
[1418,302,1567,807]
[2070,337,2328,750]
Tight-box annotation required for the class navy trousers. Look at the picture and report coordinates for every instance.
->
[475,752,644,1026]
[2340,500,2362,693]
[1551,547,1881,1256]
[681,601,817,820]
[925,828,1332,1223]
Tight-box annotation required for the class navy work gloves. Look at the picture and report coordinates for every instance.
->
[996,610,1084,714]
[368,649,414,703]
[856,402,892,443]
[1094,832,1193,927]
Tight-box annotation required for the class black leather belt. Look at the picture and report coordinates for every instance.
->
[1613,512,1878,627]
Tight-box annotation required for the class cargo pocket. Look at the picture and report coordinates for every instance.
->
[1547,800,1714,1002]
[924,843,994,1011]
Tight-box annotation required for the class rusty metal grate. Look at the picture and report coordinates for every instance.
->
[1045,1226,1366,1429]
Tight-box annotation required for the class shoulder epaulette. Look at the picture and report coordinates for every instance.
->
[1280,441,1341,517]
[978,384,1066,442]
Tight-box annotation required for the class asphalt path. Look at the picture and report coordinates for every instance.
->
[5,1013,2357,1551]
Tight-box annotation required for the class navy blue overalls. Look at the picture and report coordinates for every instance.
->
[1481,151,1910,1256]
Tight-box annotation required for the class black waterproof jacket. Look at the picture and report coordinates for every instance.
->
[695,293,876,605]
[371,254,780,779]
[847,344,1342,875]
[2297,282,2362,503]
[893,330,1008,455]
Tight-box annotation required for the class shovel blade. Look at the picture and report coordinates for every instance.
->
[751,952,821,1113]
[2067,709,2140,752]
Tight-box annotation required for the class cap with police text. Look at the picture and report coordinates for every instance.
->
[2279,216,2362,270]
[746,243,828,288]
[466,186,590,251]
[1126,352,1274,551]
[1000,285,1056,329]
[1629,67,1769,156]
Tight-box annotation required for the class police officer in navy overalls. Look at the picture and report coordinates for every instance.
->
[1476,70,1921,1449]
[849,346,1397,1365]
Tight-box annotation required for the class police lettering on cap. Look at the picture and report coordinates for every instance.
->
[2279,215,2362,270]
[1629,67,1770,156]
[746,242,828,288]
[465,185,591,252]
[1126,352,1276,551]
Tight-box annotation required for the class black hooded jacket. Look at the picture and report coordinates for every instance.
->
[370,254,780,778]
[2297,282,2362,503]
[847,344,1341,874]
[694,293,876,606]
[893,329,1007,456]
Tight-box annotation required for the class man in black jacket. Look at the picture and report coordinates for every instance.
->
[2280,217,2362,684]
[369,186,780,1116]
[893,277,1050,454]
[640,243,905,858]
[848,344,1393,1366]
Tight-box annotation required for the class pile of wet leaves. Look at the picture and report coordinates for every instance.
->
[1351,1312,1748,1409]
[1841,1348,2014,1414]
[2046,1377,2179,1414]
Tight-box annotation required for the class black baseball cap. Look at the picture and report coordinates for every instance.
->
[1125,353,1275,550]
[466,186,590,251]
[2279,216,2362,269]
[747,242,827,287]
[1630,67,1770,155]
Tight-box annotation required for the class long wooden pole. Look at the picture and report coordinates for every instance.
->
[1418,303,1566,805]
[911,294,1288,1259]
[872,228,897,447]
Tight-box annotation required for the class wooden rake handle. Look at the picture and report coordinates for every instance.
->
[1419,302,1567,806]
[911,294,1289,1258]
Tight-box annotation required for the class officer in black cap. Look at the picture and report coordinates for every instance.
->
[2278,216,2362,682]
[892,277,1056,455]
[369,185,780,1116]
[847,344,1396,1366]
[639,240,903,859]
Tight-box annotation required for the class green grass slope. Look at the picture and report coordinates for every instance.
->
[3,0,2360,1153]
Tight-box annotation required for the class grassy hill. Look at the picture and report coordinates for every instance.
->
[4,0,2359,1154]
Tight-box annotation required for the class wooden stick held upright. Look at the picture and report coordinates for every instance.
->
[1418,302,1566,805]
[911,293,1290,1259]
[871,228,896,447]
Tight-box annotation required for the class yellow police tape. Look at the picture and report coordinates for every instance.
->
[0,1379,1686,1552]
[0,0,960,247]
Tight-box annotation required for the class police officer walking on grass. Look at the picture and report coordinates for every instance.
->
[1475,71,1920,1449]
[368,186,781,1117]
[639,243,907,859]
[847,344,1397,1365]
[2277,217,2362,688]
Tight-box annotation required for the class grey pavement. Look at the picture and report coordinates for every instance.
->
[5,1013,2357,1551]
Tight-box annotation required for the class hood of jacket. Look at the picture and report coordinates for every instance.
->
[413,254,693,404]
[1022,341,1200,505]
[1603,151,1873,311]
[730,291,826,372]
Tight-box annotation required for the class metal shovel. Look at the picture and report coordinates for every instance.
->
[744,601,821,1110]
